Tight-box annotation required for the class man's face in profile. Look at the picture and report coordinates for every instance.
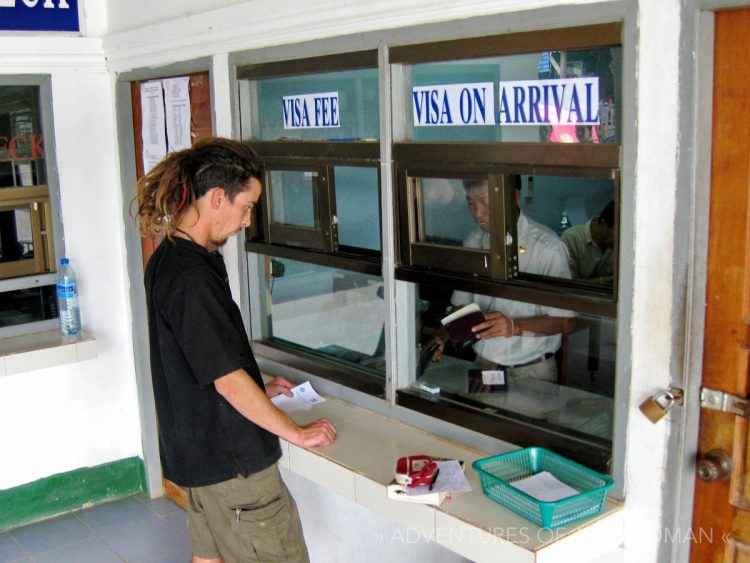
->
[465,182,490,232]
[594,217,616,251]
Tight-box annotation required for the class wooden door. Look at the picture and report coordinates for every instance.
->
[131,72,213,264]
[131,71,213,508]
[690,8,750,562]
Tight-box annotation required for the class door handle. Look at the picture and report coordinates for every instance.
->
[696,449,733,482]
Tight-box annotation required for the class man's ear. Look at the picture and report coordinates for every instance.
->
[208,187,225,209]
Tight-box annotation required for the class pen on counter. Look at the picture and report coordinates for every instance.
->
[429,469,440,491]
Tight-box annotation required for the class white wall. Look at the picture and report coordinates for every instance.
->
[0,35,143,489]
[102,0,247,36]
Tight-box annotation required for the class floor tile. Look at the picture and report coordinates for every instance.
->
[31,537,122,563]
[0,533,25,563]
[142,496,182,516]
[9,514,91,555]
[161,509,188,535]
[152,540,192,563]
[74,497,154,533]
[97,517,187,562]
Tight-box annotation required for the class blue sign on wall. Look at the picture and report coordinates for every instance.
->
[0,0,79,32]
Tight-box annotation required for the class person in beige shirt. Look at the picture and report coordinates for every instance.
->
[561,201,615,284]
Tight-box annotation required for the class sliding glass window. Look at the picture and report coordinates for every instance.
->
[391,23,622,470]
[238,53,385,395]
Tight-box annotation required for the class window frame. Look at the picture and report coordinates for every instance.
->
[239,51,383,275]
[0,76,64,337]
[246,140,382,277]
[394,142,621,316]
[239,21,626,471]
[239,53,387,396]
[389,23,623,471]
[0,187,54,278]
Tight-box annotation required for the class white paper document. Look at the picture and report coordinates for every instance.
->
[140,80,166,174]
[162,76,192,152]
[271,381,326,412]
[406,460,472,496]
[510,471,580,502]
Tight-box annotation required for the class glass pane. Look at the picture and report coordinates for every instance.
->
[254,68,380,141]
[333,166,380,251]
[0,85,46,187]
[265,257,385,372]
[270,170,318,228]
[0,284,57,327]
[0,207,34,262]
[412,283,615,444]
[407,47,621,144]
[518,174,615,287]
[416,177,484,247]
[411,174,616,289]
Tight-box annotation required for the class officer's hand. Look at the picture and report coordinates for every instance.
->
[472,311,514,340]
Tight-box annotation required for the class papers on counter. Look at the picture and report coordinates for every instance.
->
[271,381,326,412]
[418,460,472,495]
[387,459,472,506]
[510,471,580,502]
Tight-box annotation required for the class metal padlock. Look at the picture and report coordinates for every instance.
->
[639,391,676,423]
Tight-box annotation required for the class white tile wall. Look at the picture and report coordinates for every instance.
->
[354,473,436,533]
[289,444,357,502]
[0,331,97,377]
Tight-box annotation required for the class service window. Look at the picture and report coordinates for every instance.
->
[0,83,60,335]
[391,23,621,470]
[396,155,619,296]
[239,53,385,395]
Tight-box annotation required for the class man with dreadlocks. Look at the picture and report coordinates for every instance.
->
[135,137,335,563]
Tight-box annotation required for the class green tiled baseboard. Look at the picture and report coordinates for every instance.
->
[0,456,146,532]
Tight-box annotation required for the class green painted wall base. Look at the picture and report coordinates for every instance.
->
[0,457,146,532]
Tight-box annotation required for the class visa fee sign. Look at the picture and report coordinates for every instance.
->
[282,92,340,129]
[412,82,495,126]
[0,0,79,32]
[498,77,600,126]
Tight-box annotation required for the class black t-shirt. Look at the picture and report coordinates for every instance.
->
[144,237,281,487]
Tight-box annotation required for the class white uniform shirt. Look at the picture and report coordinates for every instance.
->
[451,211,573,366]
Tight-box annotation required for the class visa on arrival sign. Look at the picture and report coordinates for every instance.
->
[499,77,600,125]
[412,82,495,126]
[282,92,340,129]
[0,0,78,32]
[413,77,600,127]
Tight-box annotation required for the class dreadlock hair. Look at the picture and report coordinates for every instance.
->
[133,137,264,239]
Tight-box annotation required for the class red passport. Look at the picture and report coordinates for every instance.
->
[440,303,485,343]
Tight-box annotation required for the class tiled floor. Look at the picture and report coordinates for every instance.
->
[0,494,190,563]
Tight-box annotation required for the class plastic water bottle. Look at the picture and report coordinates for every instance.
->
[557,210,572,235]
[56,257,82,335]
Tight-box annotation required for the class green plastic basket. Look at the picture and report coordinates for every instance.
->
[472,447,614,529]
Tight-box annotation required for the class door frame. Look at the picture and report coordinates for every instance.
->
[675,2,750,562]
[116,58,214,499]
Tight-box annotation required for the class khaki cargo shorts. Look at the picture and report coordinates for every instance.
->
[187,464,309,563]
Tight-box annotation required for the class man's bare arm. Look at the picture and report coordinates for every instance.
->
[214,370,336,448]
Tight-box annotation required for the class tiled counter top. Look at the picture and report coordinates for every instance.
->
[276,391,624,563]
[0,331,97,377]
